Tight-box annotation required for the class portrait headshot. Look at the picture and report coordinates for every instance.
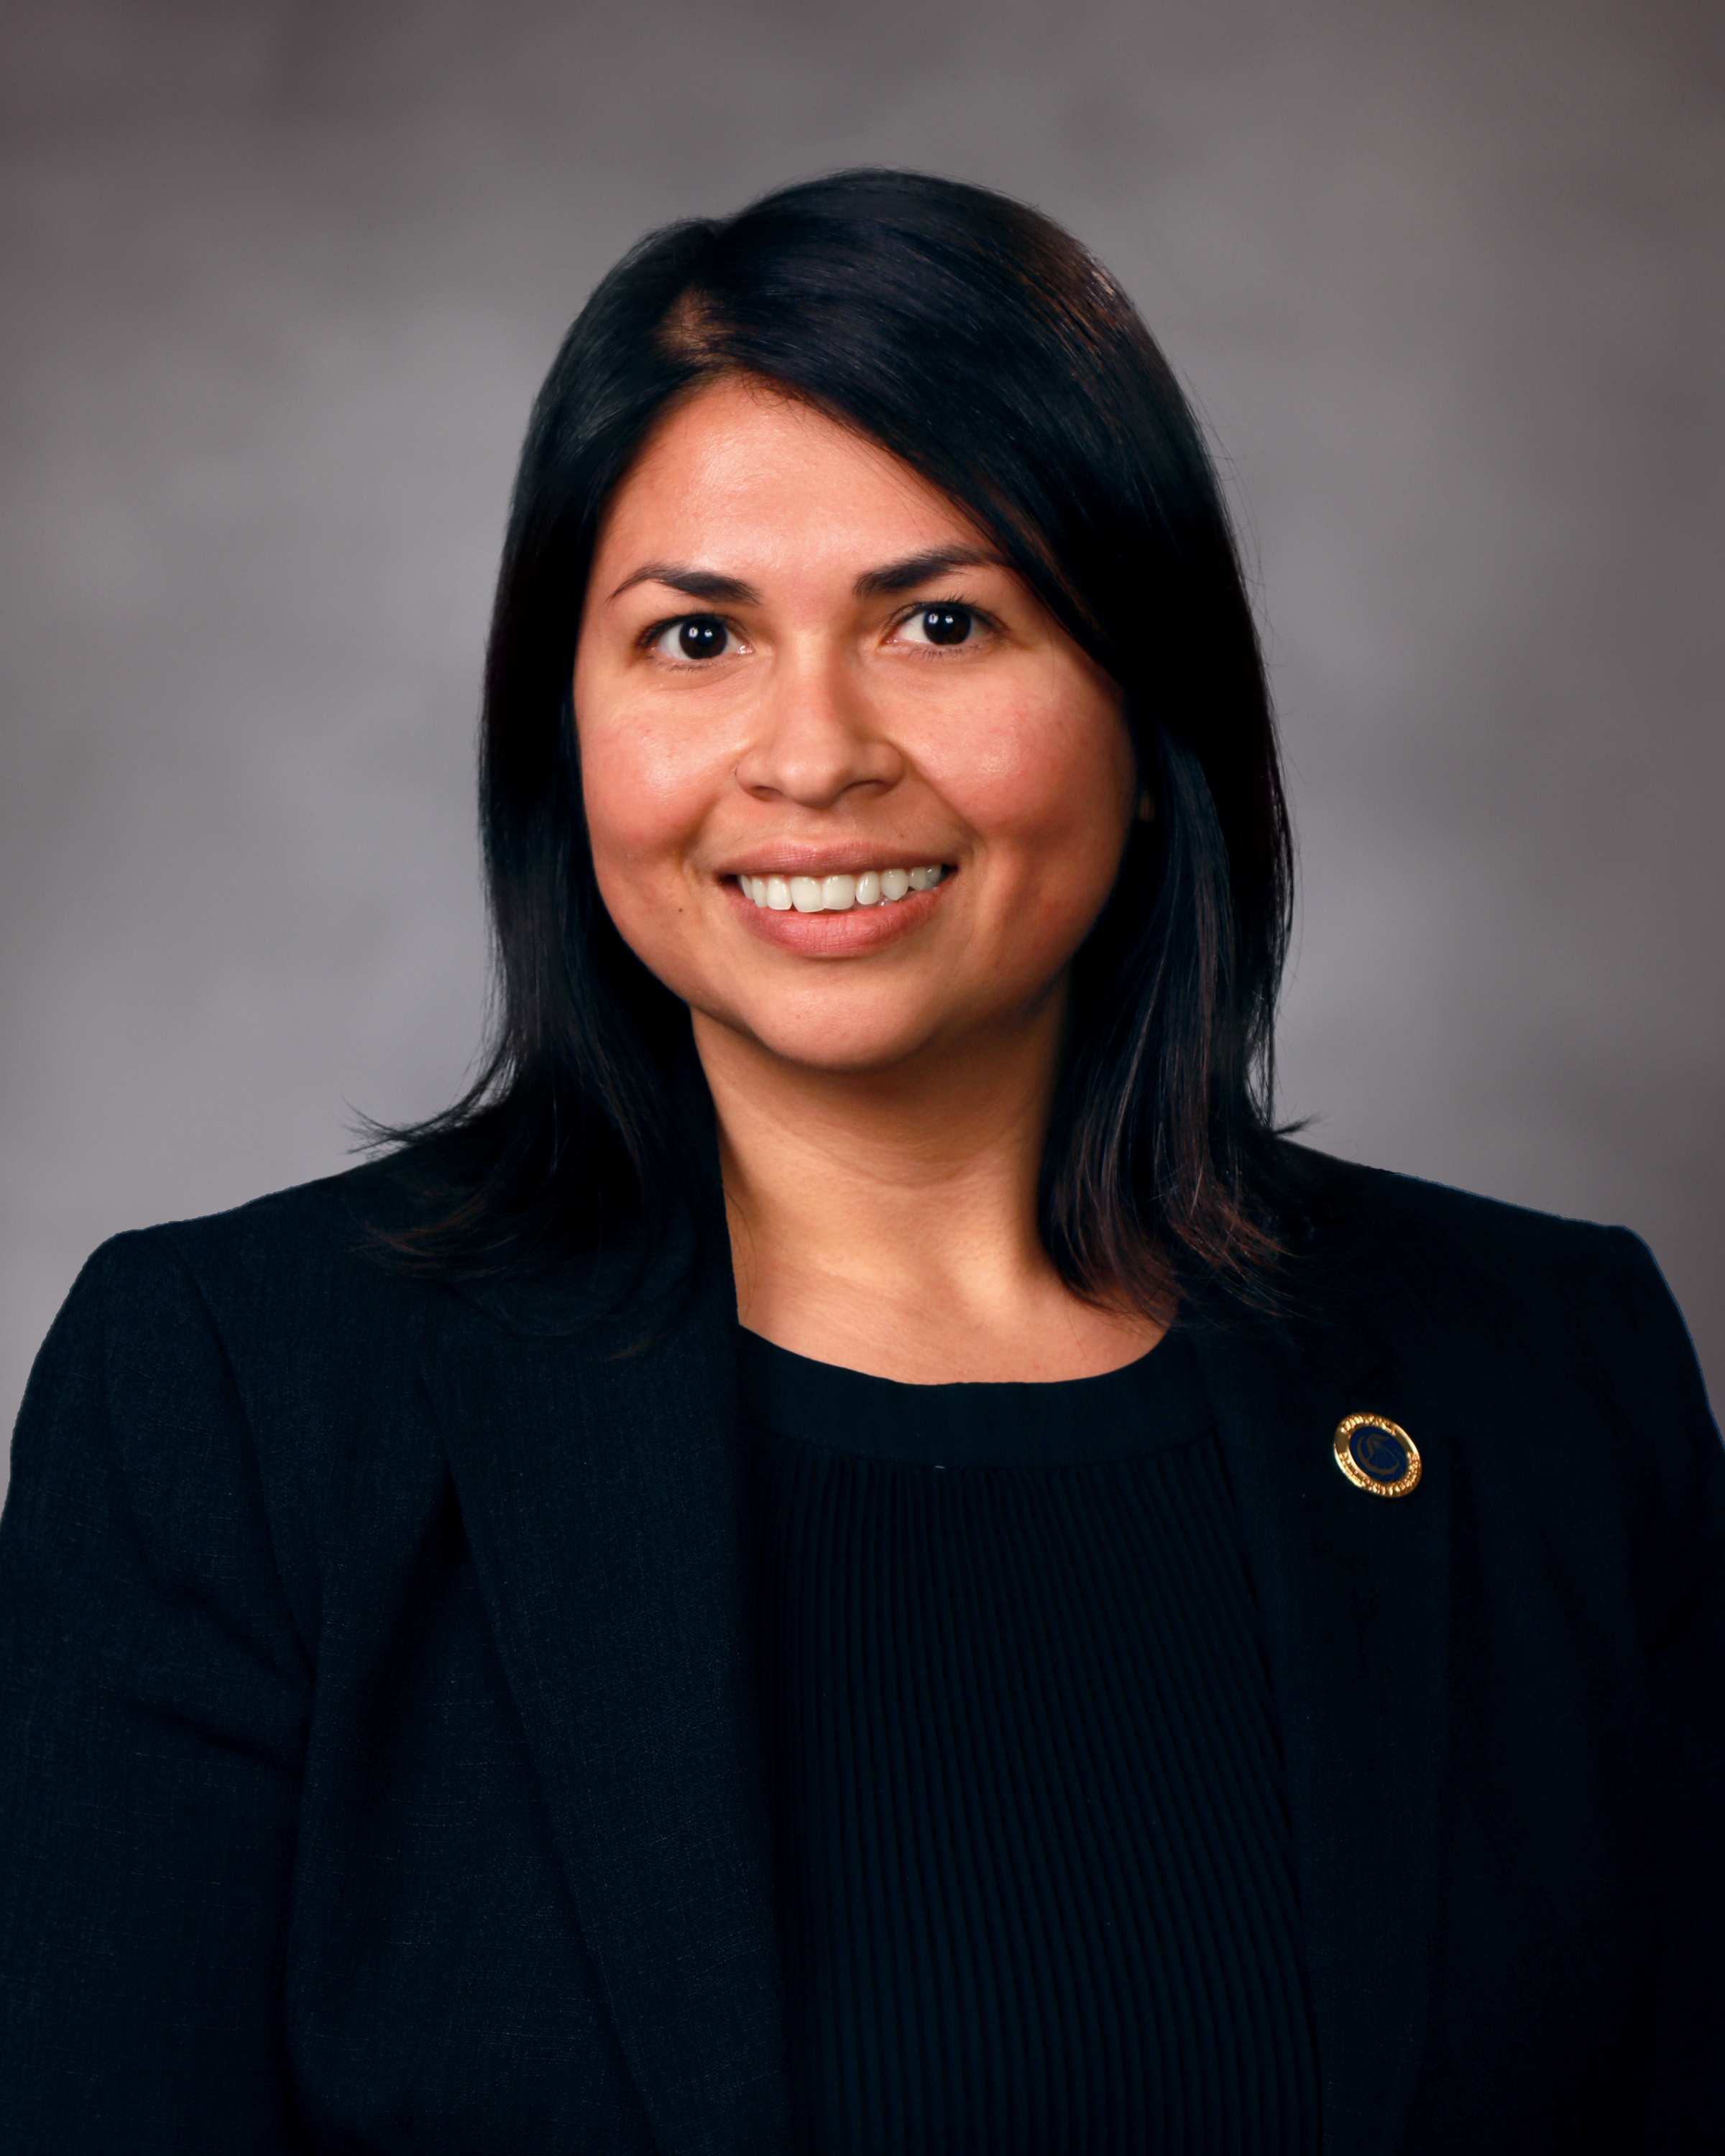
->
[2,4,1721,2151]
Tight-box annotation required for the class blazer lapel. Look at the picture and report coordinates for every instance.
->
[1191,1289,1450,2156]
[423,1238,790,2156]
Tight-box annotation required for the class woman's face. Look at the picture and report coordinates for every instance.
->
[573,375,1139,1077]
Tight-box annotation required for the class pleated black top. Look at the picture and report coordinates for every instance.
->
[738,1325,1321,2156]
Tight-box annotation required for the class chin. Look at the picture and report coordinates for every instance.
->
[712,1002,950,1077]
[762,1030,938,1077]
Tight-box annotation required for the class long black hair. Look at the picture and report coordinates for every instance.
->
[378,168,1296,1314]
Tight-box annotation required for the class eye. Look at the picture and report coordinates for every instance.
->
[649,614,735,662]
[896,603,979,648]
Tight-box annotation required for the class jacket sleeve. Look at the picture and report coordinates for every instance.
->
[1603,1230,1725,2148]
[0,1231,313,2152]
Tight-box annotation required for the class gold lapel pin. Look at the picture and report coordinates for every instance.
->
[1333,1412,1421,1498]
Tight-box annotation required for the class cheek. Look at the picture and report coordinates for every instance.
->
[575,714,713,999]
[918,670,1135,879]
[576,704,723,875]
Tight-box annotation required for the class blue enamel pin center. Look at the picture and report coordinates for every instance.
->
[1333,1412,1421,1498]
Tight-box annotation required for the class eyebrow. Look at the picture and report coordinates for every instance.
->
[852,547,1003,598]
[607,563,762,604]
[607,546,1004,607]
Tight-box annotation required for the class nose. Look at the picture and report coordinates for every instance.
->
[733,646,903,808]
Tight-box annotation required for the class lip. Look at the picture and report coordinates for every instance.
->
[717,842,955,880]
[723,868,953,952]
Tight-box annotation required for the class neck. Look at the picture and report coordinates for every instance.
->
[693,990,1164,1383]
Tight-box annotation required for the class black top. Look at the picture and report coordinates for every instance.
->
[738,1325,1322,2155]
[3,1148,1722,2152]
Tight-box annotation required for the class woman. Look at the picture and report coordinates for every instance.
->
[1,170,1719,2154]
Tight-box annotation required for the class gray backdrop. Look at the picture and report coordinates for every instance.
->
[4,0,1721,1488]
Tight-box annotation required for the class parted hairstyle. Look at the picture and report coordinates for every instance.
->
[380,167,1297,1315]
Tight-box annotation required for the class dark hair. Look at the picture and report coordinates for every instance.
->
[379,168,1294,1314]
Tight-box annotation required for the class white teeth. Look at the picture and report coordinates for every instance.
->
[741,865,944,913]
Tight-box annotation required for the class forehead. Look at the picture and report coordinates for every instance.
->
[592,375,984,573]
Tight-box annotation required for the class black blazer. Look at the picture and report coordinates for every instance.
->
[1,1145,1721,2154]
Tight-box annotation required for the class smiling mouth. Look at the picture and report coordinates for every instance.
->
[736,865,947,913]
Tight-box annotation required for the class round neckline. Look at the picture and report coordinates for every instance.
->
[735,1323,1213,1468]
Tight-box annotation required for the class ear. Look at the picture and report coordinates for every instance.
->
[1136,786,1154,824]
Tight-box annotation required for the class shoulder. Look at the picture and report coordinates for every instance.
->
[9,1160,473,1659]
[63,1154,446,1365]
[1282,1141,1716,1487]
[1281,1143,1720,1600]
[1283,1142,1679,1348]
[1288,1139,1621,1257]
[1287,1143,1713,1428]
[26,1157,456,1512]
